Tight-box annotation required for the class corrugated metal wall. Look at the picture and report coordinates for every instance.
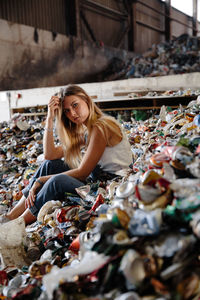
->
[0,0,69,35]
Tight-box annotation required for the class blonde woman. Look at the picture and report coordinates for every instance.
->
[1,85,133,225]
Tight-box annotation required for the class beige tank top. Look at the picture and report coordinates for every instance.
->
[98,129,133,173]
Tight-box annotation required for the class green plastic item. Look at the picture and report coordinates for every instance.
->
[132,110,148,121]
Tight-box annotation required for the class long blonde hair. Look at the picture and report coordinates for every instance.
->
[56,85,122,168]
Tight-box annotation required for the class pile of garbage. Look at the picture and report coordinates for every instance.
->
[0,115,46,207]
[0,97,200,300]
[101,34,200,81]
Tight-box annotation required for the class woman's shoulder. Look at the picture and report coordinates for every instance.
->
[94,116,123,146]
[96,115,121,128]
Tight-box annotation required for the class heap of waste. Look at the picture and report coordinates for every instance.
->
[101,34,200,81]
[0,97,200,300]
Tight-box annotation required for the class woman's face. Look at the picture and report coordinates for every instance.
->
[63,95,89,125]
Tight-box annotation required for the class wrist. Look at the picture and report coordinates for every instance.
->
[46,116,54,125]
[36,179,44,186]
[45,118,54,132]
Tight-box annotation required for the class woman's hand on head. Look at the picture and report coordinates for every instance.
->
[47,96,60,120]
[25,181,42,209]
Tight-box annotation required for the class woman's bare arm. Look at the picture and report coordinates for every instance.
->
[43,96,64,160]
[63,126,107,181]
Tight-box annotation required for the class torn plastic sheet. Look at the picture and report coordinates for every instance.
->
[0,217,28,268]
[42,250,110,299]
[0,217,25,247]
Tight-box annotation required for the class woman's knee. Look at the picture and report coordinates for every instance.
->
[49,174,69,190]
[48,174,84,193]
[40,159,67,175]
[42,159,60,170]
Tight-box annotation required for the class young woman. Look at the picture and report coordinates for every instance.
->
[1,85,133,225]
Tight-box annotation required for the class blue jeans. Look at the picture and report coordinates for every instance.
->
[22,159,85,217]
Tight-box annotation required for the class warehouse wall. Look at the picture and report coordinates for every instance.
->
[0,0,75,35]
[133,0,165,53]
[0,0,198,55]
[133,0,199,54]
[78,0,129,49]
[0,0,129,50]
[171,8,193,37]
[0,18,132,91]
